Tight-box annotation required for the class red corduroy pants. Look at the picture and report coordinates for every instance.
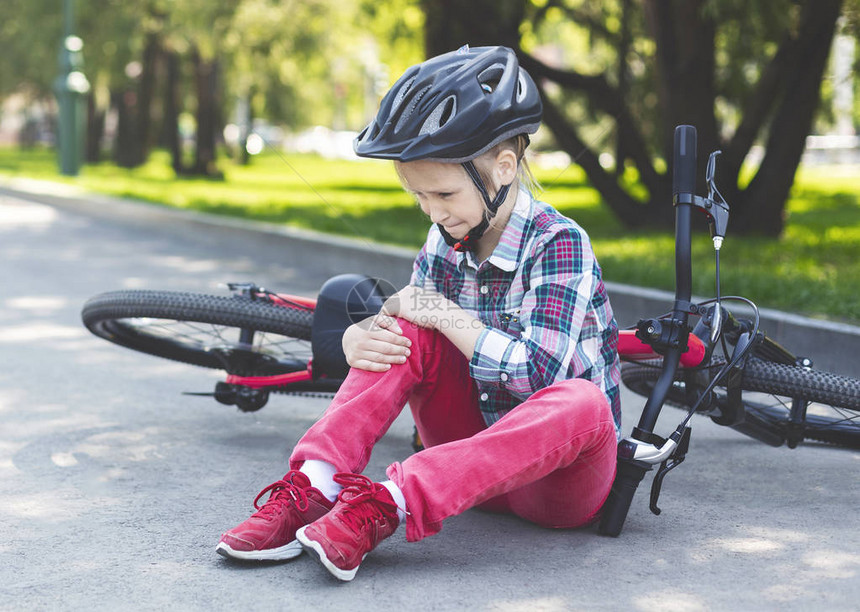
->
[290,319,617,542]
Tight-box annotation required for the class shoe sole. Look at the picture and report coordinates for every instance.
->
[295,526,363,582]
[215,539,303,562]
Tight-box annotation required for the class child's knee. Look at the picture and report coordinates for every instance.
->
[537,378,613,425]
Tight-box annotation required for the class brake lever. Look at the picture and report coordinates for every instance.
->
[702,151,729,243]
[649,426,692,515]
[705,151,722,199]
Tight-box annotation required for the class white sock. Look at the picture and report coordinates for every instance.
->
[380,480,408,523]
[299,459,341,502]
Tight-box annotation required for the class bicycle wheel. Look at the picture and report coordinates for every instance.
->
[621,358,860,449]
[81,290,314,376]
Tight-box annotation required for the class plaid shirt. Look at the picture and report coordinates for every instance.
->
[410,188,622,435]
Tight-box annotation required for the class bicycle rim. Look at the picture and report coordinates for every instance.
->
[82,290,314,375]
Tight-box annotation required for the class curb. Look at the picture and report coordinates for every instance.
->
[2,176,857,378]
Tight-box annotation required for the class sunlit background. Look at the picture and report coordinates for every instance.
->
[0,0,858,320]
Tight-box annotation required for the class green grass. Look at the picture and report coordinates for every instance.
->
[2,146,858,323]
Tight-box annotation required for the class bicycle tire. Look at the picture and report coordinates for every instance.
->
[621,358,860,449]
[81,290,314,375]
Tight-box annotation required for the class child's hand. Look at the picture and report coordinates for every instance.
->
[342,314,412,372]
[383,285,484,361]
[381,286,448,330]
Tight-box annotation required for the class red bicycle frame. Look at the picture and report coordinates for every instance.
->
[223,292,706,391]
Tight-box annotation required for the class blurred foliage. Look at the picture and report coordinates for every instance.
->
[519,0,860,149]
[0,0,424,130]
[516,0,859,237]
[0,0,141,98]
[1,1,856,237]
[395,0,859,236]
[220,0,425,127]
[2,1,856,144]
[2,0,857,134]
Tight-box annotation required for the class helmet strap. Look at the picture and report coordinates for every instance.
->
[438,161,511,252]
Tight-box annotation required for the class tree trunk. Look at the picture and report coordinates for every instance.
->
[733,0,843,235]
[518,51,673,228]
[238,89,254,166]
[645,0,719,166]
[189,47,222,178]
[85,93,104,163]
[134,31,161,166]
[164,50,184,174]
[112,89,139,168]
[421,0,524,57]
[109,34,159,170]
[615,0,633,179]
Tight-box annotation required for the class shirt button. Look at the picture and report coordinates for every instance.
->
[500,373,509,382]
[480,393,489,401]
[480,285,489,295]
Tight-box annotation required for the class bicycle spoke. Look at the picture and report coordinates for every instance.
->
[744,393,860,431]
[119,317,312,363]
[133,320,228,348]
[130,319,214,346]
[807,405,860,428]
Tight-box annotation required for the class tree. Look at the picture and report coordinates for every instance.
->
[221,0,423,136]
[0,0,140,158]
[73,0,148,165]
[0,0,424,173]
[421,0,855,236]
[422,0,523,54]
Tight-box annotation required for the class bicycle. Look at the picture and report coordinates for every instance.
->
[81,274,397,411]
[598,125,860,536]
[80,125,860,535]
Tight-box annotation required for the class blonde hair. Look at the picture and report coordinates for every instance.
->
[392,133,540,206]
[472,134,540,197]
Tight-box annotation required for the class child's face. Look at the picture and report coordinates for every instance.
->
[398,160,485,239]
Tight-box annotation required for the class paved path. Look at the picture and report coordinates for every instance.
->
[0,192,858,610]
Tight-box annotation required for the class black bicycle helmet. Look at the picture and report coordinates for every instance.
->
[354,45,542,163]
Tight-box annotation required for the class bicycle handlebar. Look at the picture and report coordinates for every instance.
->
[598,458,649,536]
[673,125,697,201]
[598,125,699,537]
[639,125,696,430]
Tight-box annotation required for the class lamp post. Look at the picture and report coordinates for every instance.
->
[54,0,90,176]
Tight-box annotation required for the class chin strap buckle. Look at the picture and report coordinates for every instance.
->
[452,235,471,251]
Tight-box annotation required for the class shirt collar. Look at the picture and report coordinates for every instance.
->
[459,187,533,273]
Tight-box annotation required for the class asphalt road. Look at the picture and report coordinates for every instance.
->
[1,192,858,611]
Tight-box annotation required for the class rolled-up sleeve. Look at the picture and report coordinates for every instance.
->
[468,229,594,400]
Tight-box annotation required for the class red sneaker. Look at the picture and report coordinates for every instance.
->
[296,473,400,581]
[216,471,334,561]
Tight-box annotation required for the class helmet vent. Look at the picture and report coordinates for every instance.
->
[391,77,416,112]
[395,86,430,134]
[516,71,528,103]
[369,121,381,140]
[477,63,505,94]
[419,95,457,135]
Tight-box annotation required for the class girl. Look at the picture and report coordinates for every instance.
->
[217,45,621,582]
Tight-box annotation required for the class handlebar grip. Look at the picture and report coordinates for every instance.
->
[672,125,697,200]
[597,458,648,537]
